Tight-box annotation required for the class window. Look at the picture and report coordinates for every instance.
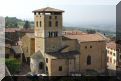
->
[59,66,62,71]
[54,32,58,37]
[110,52,112,55]
[40,21,41,27]
[90,45,92,48]
[85,46,87,49]
[113,53,115,56]
[46,66,48,72]
[39,62,43,69]
[87,55,91,65]
[55,21,58,27]
[55,32,58,37]
[36,21,38,27]
[49,16,52,19]
[49,32,53,37]
[49,21,52,27]
[55,16,57,19]
[46,58,48,63]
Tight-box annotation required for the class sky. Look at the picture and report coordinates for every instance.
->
[0,0,120,26]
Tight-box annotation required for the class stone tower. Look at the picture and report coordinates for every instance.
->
[33,7,64,54]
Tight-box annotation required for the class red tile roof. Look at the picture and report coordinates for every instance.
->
[33,7,64,13]
[64,33,106,42]
[106,41,121,50]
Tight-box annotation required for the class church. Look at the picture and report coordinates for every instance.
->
[22,7,107,76]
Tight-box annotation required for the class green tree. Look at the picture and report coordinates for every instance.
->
[5,17,18,28]
[24,21,31,29]
[86,29,96,34]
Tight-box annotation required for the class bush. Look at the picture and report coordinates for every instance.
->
[5,58,21,74]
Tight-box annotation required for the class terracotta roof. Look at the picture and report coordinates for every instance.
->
[63,30,87,35]
[5,28,20,32]
[33,7,64,13]
[106,41,121,50]
[64,33,106,42]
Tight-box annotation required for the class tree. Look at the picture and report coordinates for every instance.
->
[24,21,30,29]
[5,17,18,28]
[86,29,96,34]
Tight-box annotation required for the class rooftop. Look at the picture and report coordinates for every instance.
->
[106,41,121,50]
[33,7,64,13]
[46,51,79,59]
[64,33,106,42]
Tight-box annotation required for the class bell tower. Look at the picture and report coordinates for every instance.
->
[33,7,64,54]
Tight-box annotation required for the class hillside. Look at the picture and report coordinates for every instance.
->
[5,17,34,28]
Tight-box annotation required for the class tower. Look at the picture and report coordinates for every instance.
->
[33,7,64,54]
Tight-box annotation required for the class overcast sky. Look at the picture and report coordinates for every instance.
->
[0,0,120,26]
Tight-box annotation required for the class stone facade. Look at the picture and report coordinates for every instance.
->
[21,33,35,62]
[29,7,107,76]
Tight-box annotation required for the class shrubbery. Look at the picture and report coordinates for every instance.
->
[5,58,21,74]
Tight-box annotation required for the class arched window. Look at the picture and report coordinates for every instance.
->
[87,55,91,65]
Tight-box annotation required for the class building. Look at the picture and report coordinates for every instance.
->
[64,33,107,75]
[26,7,108,76]
[5,28,34,45]
[106,41,121,75]
[21,33,35,63]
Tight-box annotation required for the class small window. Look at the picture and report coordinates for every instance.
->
[40,21,41,27]
[55,21,58,27]
[49,21,52,27]
[39,62,43,69]
[55,16,57,19]
[54,32,58,37]
[85,46,87,49]
[113,53,115,56]
[48,32,53,37]
[90,45,92,48]
[87,55,91,65]
[46,66,48,72]
[46,58,48,63]
[36,21,38,27]
[59,66,62,71]
[110,52,112,55]
[49,16,52,19]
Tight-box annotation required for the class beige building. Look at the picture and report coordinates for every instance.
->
[106,41,121,75]
[64,33,107,75]
[21,33,35,62]
[24,7,108,76]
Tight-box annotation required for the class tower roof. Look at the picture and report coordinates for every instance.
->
[33,7,64,13]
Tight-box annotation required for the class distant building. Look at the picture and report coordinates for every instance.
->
[106,41,121,75]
